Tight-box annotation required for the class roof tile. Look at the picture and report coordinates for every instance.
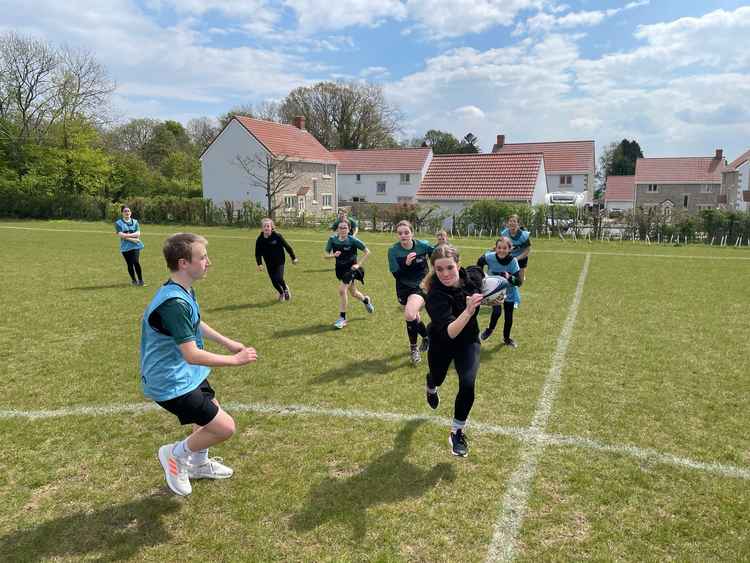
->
[494,140,594,173]
[604,175,635,202]
[634,157,726,184]
[235,116,337,164]
[417,153,542,201]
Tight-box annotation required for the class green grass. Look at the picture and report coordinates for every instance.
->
[2,219,750,561]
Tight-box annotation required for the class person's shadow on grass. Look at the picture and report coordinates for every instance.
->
[67,283,133,291]
[274,320,361,338]
[290,420,455,542]
[312,352,411,384]
[206,300,278,313]
[0,492,180,561]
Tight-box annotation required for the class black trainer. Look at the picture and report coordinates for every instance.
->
[419,336,430,353]
[504,338,518,349]
[480,329,493,342]
[425,374,439,409]
[449,429,468,457]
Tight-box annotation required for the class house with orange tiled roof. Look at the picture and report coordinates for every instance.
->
[330,147,432,205]
[604,175,635,213]
[492,135,595,205]
[634,149,727,216]
[416,152,548,226]
[200,116,338,218]
[722,148,750,211]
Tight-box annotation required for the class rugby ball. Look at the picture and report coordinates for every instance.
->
[481,275,509,306]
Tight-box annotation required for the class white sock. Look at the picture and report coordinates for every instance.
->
[426,385,437,394]
[172,439,193,460]
[451,419,466,433]
[189,448,209,465]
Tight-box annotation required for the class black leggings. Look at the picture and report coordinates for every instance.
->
[122,249,143,282]
[427,341,480,423]
[266,263,287,295]
[487,301,515,340]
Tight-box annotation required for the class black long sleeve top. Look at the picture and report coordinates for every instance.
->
[255,231,296,267]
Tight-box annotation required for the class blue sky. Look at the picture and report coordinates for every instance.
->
[3,0,750,160]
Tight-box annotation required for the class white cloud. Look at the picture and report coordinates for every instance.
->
[453,105,486,119]
[387,6,750,160]
[360,66,390,79]
[283,0,407,33]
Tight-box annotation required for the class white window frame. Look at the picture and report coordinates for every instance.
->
[312,179,319,203]
[322,193,332,209]
[352,195,367,203]
[376,181,387,195]
[298,196,305,212]
[647,184,658,193]
[400,173,411,184]
[283,195,296,210]
[322,164,333,178]
[560,175,572,185]
[284,161,293,176]
[397,196,414,203]
[701,184,713,193]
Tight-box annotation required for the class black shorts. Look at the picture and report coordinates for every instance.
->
[396,283,425,306]
[156,379,219,426]
[336,264,364,284]
[517,256,528,269]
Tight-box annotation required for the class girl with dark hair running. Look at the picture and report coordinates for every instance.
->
[422,244,485,457]
[388,220,434,364]
[255,218,297,301]
[325,220,374,329]
[477,236,523,348]
[115,205,145,286]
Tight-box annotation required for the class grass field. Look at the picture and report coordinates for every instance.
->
[2,219,750,562]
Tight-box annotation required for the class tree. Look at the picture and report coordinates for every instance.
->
[233,152,298,219]
[186,117,219,152]
[599,139,644,188]
[218,104,256,129]
[278,81,400,149]
[459,132,480,154]
[0,32,114,177]
[422,130,461,154]
[104,118,159,154]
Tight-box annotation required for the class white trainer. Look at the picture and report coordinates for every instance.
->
[188,457,234,480]
[158,443,192,496]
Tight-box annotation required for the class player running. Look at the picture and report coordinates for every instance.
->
[477,237,523,348]
[388,220,434,364]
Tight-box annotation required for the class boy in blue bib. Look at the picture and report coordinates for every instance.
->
[141,233,258,496]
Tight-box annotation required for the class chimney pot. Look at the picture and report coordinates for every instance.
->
[293,116,306,130]
[715,149,723,160]
[496,134,505,149]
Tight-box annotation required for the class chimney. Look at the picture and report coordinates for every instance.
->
[496,134,505,149]
[293,116,306,130]
[715,149,723,160]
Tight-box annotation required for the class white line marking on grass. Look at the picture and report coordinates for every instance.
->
[3,225,750,260]
[485,252,591,563]
[3,397,750,482]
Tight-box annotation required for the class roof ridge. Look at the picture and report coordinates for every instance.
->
[331,147,430,152]
[503,140,594,145]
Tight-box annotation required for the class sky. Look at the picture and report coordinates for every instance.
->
[3,0,750,161]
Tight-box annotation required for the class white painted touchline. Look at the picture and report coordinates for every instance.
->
[485,252,591,563]
[2,225,749,260]
[3,396,749,483]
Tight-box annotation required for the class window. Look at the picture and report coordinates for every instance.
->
[283,195,296,210]
[352,196,367,202]
[285,161,293,175]
[322,193,332,208]
[298,197,305,212]
[647,184,658,193]
[313,179,319,203]
[397,196,414,203]
[683,195,689,208]
[701,184,713,193]
[400,173,411,184]
[323,164,334,177]
[376,181,386,194]
[560,175,572,185]
[355,174,361,183]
